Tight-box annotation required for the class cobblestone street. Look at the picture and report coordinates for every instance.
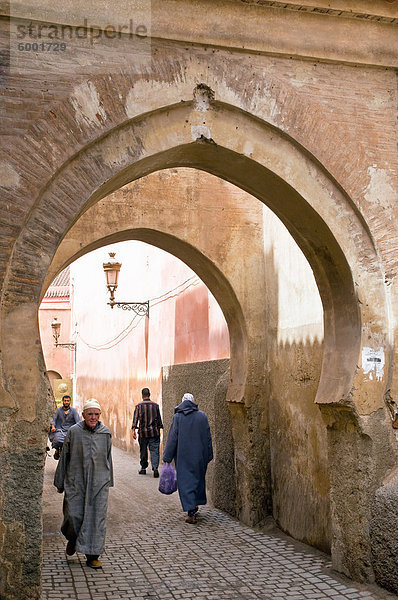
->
[42,447,397,600]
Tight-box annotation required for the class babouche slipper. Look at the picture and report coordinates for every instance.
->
[86,559,102,569]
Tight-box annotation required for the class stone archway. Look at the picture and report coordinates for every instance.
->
[0,87,396,599]
[4,96,390,414]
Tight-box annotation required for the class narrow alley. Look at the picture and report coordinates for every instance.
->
[42,447,397,600]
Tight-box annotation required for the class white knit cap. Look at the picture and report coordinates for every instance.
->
[182,393,194,402]
[83,398,101,412]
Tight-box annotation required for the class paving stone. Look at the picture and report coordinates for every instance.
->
[41,447,398,600]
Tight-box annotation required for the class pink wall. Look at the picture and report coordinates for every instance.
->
[39,299,74,382]
[61,241,230,450]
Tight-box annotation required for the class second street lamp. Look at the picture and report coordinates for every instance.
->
[50,317,77,350]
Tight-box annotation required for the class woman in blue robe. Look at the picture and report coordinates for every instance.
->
[163,393,213,523]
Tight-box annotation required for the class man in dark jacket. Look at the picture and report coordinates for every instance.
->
[132,388,163,477]
[163,392,213,523]
[50,395,80,459]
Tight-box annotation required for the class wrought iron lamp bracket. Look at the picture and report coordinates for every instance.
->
[108,301,149,317]
[54,342,77,350]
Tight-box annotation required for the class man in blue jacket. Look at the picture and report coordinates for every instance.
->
[50,395,80,459]
[163,393,213,523]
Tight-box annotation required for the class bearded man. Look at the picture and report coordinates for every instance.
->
[50,394,80,459]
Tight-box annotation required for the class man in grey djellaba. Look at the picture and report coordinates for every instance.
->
[54,398,113,569]
[163,392,213,523]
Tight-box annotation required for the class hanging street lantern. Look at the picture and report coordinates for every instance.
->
[102,252,149,317]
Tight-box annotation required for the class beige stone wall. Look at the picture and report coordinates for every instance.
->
[263,208,329,551]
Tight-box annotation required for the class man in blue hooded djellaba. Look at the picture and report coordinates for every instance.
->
[163,393,213,523]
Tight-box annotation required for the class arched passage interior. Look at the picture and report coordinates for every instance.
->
[40,236,232,447]
[41,167,327,549]
[1,98,395,599]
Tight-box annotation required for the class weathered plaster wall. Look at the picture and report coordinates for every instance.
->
[370,467,398,594]
[39,302,74,383]
[263,208,330,552]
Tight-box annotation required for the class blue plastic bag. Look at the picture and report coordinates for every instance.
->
[158,462,177,495]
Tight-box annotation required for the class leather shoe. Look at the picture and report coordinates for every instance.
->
[153,469,159,478]
[86,559,102,569]
[138,469,146,474]
[185,516,197,524]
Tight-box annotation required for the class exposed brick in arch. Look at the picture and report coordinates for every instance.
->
[1,61,393,295]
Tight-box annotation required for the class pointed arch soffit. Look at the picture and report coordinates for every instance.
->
[0,68,382,303]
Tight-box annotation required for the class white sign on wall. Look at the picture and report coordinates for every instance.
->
[361,347,385,381]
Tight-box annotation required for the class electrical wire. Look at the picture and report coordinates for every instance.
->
[151,279,201,308]
[150,275,198,302]
[78,312,140,349]
[79,314,145,351]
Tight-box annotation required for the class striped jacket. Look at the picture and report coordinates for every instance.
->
[132,400,163,437]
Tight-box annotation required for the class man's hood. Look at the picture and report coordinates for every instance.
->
[78,421,110,434]
[174,399,198,415]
